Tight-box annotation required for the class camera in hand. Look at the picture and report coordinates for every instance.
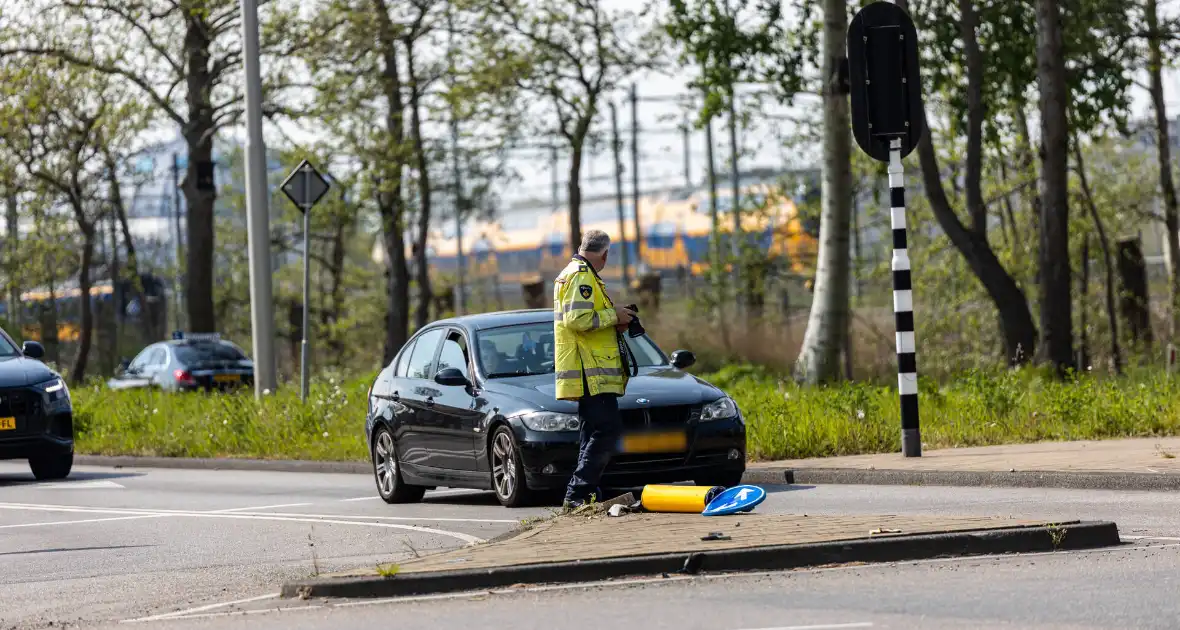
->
[623,304,645,338]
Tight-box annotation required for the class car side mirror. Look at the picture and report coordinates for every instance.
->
[434,367,470,387]
[21,341,44,360]
[670,350,696,369]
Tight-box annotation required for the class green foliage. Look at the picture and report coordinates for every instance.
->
[73,374,374,461]
[68,363,1180,463]
[662,0,806,121]
[719,364,1180,461]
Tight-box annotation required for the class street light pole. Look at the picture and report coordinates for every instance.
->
[240,0,277,397]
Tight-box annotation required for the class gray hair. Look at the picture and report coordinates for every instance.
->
[578,229,611,254]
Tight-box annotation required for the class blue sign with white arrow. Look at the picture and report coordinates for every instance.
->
[702,485,766,516]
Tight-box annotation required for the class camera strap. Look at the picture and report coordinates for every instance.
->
[617,332,640,378]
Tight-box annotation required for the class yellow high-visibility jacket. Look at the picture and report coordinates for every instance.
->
[553,256,627,400]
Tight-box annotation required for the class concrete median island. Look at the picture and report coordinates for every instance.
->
[280,510,1122,600]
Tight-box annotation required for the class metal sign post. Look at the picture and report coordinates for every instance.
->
[847,1,927,457]
[280,159,331,403]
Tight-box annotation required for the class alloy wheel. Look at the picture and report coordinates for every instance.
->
[491,430,516,500]
[375,430,397,497]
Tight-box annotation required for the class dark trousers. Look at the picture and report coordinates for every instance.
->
[564,392,622,504]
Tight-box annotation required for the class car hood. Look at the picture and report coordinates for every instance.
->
[0,355,57,387]
[480,366,726,414]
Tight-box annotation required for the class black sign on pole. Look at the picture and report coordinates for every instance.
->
[847,1,926,163]
[278,159,331,404]
[280,160,331,213]
[847,1,926,459]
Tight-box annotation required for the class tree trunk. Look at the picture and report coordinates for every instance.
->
[1146,0,1180,340]
[1035,0,1075,375]
[959,0,987,238]
[375,0,410,364]
[182,4,217,333]
[1073,141,1123,374]
[325,216,346,366]
[906,0,1038,365]
[566,118,592,254]
[407,38,433,330]
[5,188,19,331]
[1078,235,1090,370]
[70,223,96,384]
[794,0,852,384]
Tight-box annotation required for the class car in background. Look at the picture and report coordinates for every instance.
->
[364,309,747,508]
[108,332,255,392]
[0,328,74,480]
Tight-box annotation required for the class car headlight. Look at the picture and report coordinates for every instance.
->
[700,396,738,421]
[519,411,581,432]
[36,377,69,402]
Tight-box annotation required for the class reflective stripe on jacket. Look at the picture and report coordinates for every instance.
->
[553,256,627,400]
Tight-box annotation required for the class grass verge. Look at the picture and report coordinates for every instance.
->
[72,365,1180,463]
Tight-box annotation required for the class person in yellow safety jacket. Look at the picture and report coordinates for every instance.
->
[553,229,637,509]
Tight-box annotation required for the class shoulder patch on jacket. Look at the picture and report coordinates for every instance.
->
[579,284,593,299]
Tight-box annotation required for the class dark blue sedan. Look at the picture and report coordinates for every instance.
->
[365,309,747,508]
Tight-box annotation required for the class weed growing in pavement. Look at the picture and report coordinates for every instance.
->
[308,527,321,577]
[376,563,400,578]
[69,365,1180,463]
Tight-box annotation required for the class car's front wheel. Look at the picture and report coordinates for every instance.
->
[29,451,72,481]
[489,426,537,508]
[372,427,425,504]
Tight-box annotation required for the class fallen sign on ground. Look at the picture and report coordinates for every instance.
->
[280,511,1121,600]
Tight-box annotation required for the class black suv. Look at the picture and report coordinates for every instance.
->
[0,329,74,480]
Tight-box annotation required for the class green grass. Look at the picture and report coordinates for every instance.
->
[71,365,1180,463]
[73,376,371,462]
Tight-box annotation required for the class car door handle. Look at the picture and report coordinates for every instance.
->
[390,391,400,402]
[425,397,435,407]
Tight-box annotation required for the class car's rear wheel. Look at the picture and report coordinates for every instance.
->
[490,426,536,508]
[373,427,425,504]
[29,451,72,481]
[693,469,745,489]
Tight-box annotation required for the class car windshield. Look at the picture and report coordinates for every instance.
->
[476,322,667,378]
[174,342,248,364]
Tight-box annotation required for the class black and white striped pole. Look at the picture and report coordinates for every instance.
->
[888,139,920,456]
[848,2,926,456]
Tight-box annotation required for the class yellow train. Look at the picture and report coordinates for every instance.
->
[426,182,820,287]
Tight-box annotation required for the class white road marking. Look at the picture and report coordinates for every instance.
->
[218,510,518,524]
[0,502,485,543]
[37,480,125,489]
[0,513,172,530]
[735,625,873,630]
[123,605,325,623]
[342,488,485,502]
[120,593,280,623]
[211,503,313,513]
[1120,535,1180,541]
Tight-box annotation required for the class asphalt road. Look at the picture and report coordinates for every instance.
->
[4,463,1180,629]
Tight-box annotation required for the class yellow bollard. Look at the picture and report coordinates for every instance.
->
[639,484,724,513]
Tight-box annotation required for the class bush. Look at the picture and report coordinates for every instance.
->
[73,374,374,461]
[69,366,1180,463]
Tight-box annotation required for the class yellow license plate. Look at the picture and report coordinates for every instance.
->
[621,431,687,454]
[213,374,240,383]
[0,417,15,431]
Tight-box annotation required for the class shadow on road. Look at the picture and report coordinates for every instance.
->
[0,469,146,486]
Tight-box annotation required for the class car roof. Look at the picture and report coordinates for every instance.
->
[427,309,554,333]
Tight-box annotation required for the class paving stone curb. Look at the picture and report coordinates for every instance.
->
[774,467,1180,491]
[279,520,1120,599]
